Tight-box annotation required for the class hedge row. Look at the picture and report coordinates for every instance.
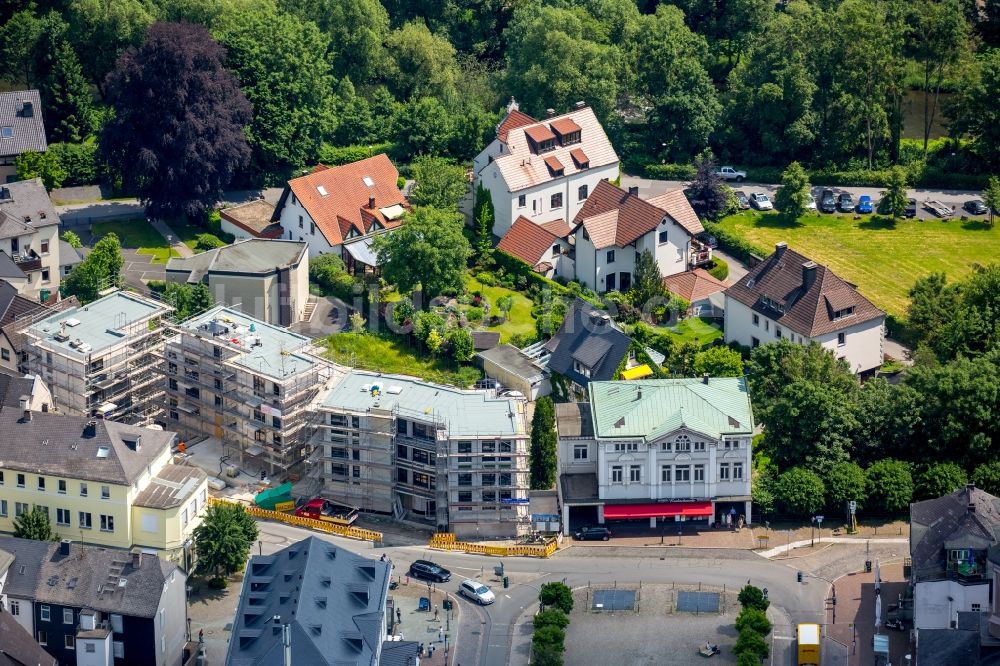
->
[493,250,570,296]
[316,142,395,166]
[702,221,768,265]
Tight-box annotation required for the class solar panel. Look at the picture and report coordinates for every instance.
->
[592,589,636,611]
[676,591,720,613]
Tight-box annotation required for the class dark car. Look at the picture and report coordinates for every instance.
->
[696,232,718,249]
[837,192,855,212]
[819,189,837,213]
[733,190,750,210]
[409,560,451,582]
[964,199,989,215]
[574,526,612,541]
[905,198,917,218]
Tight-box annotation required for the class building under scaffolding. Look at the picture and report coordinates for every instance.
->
[21,290,172,423]
[163,306,333,475]
[314,370,530,538]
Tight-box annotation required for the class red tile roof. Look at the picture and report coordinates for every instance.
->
[543,155,564,175]
[540,218,571,238]
[572,180,668,249]
[570,148,589,168]
[664,269,727,303]
[550,117,582,136]
[524,124,556,144]
[285,154,407,247]
[646,190,703,236]
[497,109,537,142]
[497,216,562,269]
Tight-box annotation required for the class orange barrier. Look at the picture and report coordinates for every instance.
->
[429,533,557,558]
[210,497,382,542]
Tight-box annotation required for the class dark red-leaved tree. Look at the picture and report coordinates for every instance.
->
[100,22,252,218]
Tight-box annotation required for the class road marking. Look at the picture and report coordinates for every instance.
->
[505,595,511,599]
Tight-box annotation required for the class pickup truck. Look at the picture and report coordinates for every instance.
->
[716,166,746,182]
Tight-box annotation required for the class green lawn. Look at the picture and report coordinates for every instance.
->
[322,332,480,387]
[90,219,228,263]
[662,316,723,348]
[466,275,536,343]
[715,210,1000,317]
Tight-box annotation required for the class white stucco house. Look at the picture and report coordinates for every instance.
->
[723,242,885,374]
[474,99,620,238]
[271,154,409,268]
[911,484,1000,631]
[570,180,711,293]
[555,377,754,534]
[0,178,61,300]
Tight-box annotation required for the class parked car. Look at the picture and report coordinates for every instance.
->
[574,526,612,541]
[459,580,496,605]
[716,166,746,182]
[925,199,954,218]
[905,198,917,218]
[837,192,855,212]
[964,199,989,215]
[819,189,837,213]
[733,190,750,209]
[856,195,873,214]
[409,560,451,582]
[749,193,773,210]
[807,194,817,210]
[696,232,718,248]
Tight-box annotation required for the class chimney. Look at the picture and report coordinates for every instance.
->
[60,539,71,556]
[802,261,818,291]
[636,388,642,401]
[774,242,788,257]
[132,550,142,568]
[83,420,98,438]
[19,396,29,422]
[368,195,375,209]
[702,373,709,385]
[967,483,976,490]
[628,186,639,197]
[21,101,33,117]
[574,101,586,109]
[80,611,96,631]
[545,108,555,118]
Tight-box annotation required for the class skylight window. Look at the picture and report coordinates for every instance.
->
[362,176,374,187]
[96,446,110,458]
[0,127,12,138]
[316,185,328,196]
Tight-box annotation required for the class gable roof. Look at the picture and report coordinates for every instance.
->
[916,629,980,666]
[664,269,728,304]
[225,537,391,666]
[0,178,59,230]
[0,374,40,408]
[0,90,46,157]
[646,189,704,236]
[278,154,407,248]
[572,180,670,249]
[492,106,618,192]
[588,378,755,442]
[220,199,282,239]
[910,484,1000,581]
[723,244,885,338]
[545,298,632,385]
[497,217,563,270]
[0,605,57,666]
[0,408,174,484]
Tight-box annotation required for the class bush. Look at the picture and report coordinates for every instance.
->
[735,608,772,636]
[15,151,66,189]
[539,582,573,614]
[916,463,967,500]
[702,221,768,265]
[533,609,570,631]
[865,459,913,514]
[476,271,497,286]
[532,625,566,652]
[195,233,227,251]
[316,142,395,166]
[737,585,770,612]
[825,461,867,513]
[208,577,227,590]
[61,230,82,248]
[50,141,100,186]
[772,467,825,516]
[734,628,769,660]
[205,209,223,236]
[644,163,697,180]
[146,279,167,293]
[465,306,484,323]
[707,257,729,281]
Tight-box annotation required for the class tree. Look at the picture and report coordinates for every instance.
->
[413,311,446,346]
[14,151,66,190]
[63,232,124,303]
[425,328,443,357]
[772,467,825,516]
[66,0,156,81]
[688,152,731,220]
[983,176,1000,227]
[386,20,461,101]
[39,38,94,143]
[163,282,214,320]
[774,161,811,220]
[736,654,760,666]
[533,608,570,631]
[0,10,45,87]
[101,22,251,218]
[972,462,1000,495]
[473,183,495,263]
[693,346,744,378]
[539,581,573,614]
[763,380,858,474]
[530,396,557,490]
[13,506,56,541]
[61,230,82,248]
[631,249,665,310]
[349,312,367,334]
[214,8,337,177]
[193,502,259,580]
[865,460,914,513]
[496,294,514,321]
[949,49,1000,167]
[447,328,474,362]
[878,166,909,220]
[746,340,857,422]
[532,644,565,666]
[373,207,471,299]
[532,625,566,653]
[907,272,960,353]
[825,461,867,513]
[392,96,455,157]
[408,156,467,210]
[734,628,769,660]
[917,463,968,500]
[737,584,770,612]
[735,608,772,636]
[89,233,124,285]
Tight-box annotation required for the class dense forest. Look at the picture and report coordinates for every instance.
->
[3,0,1000,191]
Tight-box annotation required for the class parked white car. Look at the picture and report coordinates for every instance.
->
[716,166,747,182]
[750,193,773,210]
[459,579,496,605]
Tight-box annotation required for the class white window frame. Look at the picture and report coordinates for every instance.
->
[40,605,50,621]
[573,444,588,460]
[610,466,623,484]
[675,465,690,482]
[629,465,641,483]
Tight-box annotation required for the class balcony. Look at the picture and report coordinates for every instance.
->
[13,251,42,272]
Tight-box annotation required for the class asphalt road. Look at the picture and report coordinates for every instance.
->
[249,521,835,666]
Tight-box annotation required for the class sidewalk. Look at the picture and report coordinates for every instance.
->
[148,217,194,258]
[758,537,909,559]
[827,561,910,665]
[390,578,459,664]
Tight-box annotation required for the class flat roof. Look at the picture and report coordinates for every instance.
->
[322,371,524,437]
[181,306,316,379]
[165,239,305,276]
[132,464,206,509]
[477,344,545,381]
[28,291,169,357]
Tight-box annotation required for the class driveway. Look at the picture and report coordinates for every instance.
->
[121,249,163,293]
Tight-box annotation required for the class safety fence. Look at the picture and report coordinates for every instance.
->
[429,532,558,558]
[210,497,383,542]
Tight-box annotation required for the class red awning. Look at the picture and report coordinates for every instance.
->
[603,501,714,520]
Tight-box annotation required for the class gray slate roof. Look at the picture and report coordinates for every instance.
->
[0,536,179,619]
[379,641,420,666]
[59,239,83,268]
[916,629,980,665]
[165,239,306,283]
[0,609,57,666]
[910,484,1000,581]
[0,407,175,484]
[0,90,46,157]
[0,178,59,230]
[555,402,593,438]
[0,253,26,281]
[477,344,546,382]
[0,537,56,598]
[545,298,632,386]
[226,536,391,666]
[0,375,39,408]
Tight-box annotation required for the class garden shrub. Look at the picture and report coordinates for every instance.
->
[645,163,696,180]
[195,233,227,251]
[476,271,497,286]
[317,142,395,166]
[703,221,768,264]
[466,306,484,323]
[707,257,729,281]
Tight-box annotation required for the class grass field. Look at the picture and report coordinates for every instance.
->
[90,219,228,263]
[715,210,1000,317]
[466,275,535,342]
[663,317,723,348]
[322,332,481,387]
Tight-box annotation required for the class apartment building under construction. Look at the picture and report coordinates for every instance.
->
[20,290,172,422]
[315,370,531,538]
[163,306,334,474]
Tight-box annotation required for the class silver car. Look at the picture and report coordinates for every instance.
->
[460,579,496,605]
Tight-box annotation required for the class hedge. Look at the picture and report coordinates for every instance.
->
[702,221,768,265]
[707,256,729,281]
[317,142,395,166]
[494,250,570,297]
[644,163,696,180]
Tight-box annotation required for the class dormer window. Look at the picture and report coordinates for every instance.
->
[832,306,855,320]
[544,155,564,177]
[550,117,582,146]
[525,125,557,154]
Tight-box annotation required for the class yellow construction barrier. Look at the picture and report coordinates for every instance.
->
[428,533,558,558]
[210,497,383,542]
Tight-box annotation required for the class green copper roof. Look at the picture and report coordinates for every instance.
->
[588,378,754,441]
